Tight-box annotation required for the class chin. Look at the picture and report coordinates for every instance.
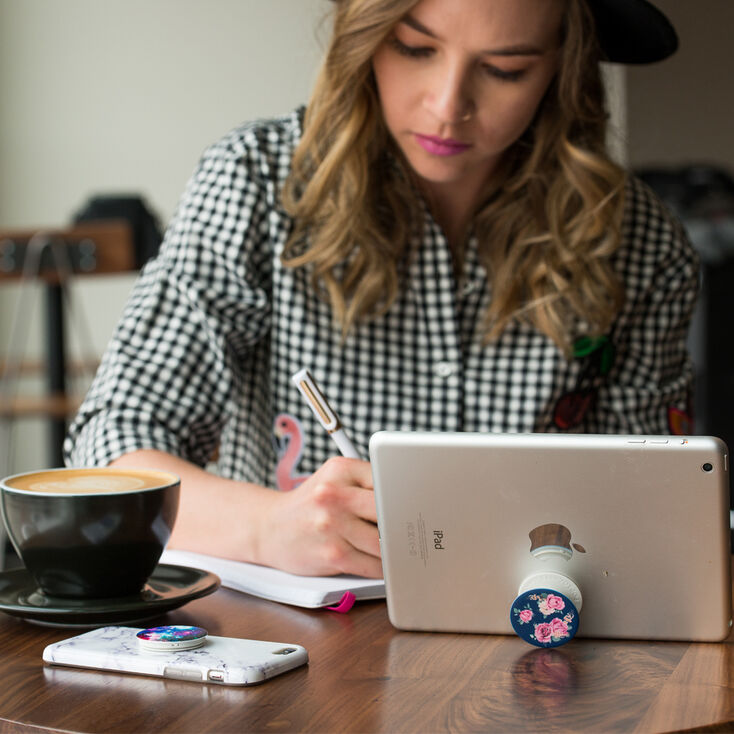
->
[400,146,491,189]
[408,160,476,187]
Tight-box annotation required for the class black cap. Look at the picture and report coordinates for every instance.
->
[587,0,679,64]
[328,0,678,65]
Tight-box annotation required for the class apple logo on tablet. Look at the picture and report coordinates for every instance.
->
[528,523,586,561]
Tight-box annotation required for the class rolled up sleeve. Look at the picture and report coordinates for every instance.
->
[65,131,274,467]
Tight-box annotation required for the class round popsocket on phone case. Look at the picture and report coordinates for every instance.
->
[136,625,208,651]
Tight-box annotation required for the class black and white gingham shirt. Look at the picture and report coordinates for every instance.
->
[65,108,698,488]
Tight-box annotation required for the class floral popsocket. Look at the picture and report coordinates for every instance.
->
[511,573,582,648]
[511,589,579,647]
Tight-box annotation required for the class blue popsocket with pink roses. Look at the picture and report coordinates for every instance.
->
[511,588,580,648]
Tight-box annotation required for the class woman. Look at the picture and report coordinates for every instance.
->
[66,0,695,578]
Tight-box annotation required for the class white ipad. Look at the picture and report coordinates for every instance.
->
[370,432,732,642]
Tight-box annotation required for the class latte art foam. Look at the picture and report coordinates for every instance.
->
[3,468,177,494]
[30,475,149,493]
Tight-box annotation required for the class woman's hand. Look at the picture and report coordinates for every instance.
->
[111,450,381,578]
[255,456,382,578]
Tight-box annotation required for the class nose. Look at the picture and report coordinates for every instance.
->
[423,63,475,125]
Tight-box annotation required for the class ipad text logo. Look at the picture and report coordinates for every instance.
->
[406,522,417,556]
[433,530,445,550]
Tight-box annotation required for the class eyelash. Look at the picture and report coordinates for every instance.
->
[387,37,527,83]
[389,37,432,59]
[482,66,525,82]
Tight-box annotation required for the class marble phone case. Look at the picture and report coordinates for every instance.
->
[43,626,308,686]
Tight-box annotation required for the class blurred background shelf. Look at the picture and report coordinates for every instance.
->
[0,393,83,419]
[0,221,135,280]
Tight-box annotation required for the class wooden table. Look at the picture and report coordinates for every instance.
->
[1,578,734,734]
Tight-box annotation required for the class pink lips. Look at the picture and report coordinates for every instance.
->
[414,133,471,157]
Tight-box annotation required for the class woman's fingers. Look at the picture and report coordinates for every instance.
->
[341,513,381,563]
[260,456,382,577]
[308,474,378,525]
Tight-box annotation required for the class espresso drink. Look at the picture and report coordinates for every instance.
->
[1,467,180,598]
[5,468,175,494]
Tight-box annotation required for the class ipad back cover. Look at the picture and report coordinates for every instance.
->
[370,432,732,641]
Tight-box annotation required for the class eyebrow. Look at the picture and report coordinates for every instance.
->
[400,14,544,56]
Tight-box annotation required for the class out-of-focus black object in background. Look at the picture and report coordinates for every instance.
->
[39,194,162,464]
[73,194,163,269]
[638,165,734,511]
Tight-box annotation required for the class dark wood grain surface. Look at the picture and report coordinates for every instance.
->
[0,571,733,733]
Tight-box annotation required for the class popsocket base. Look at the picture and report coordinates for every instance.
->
[510,574,581,648]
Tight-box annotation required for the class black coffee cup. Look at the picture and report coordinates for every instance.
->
[0,467,180,599]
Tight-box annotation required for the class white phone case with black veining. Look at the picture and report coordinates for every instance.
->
[43,626,308,686]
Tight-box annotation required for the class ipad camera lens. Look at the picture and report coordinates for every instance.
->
[702,462,714,473]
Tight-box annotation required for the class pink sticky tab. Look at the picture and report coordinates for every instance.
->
[325,591,356,613]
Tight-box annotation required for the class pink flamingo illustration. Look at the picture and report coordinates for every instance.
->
[273,413,311,491]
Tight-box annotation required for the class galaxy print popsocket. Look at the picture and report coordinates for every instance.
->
[136,625,208,652]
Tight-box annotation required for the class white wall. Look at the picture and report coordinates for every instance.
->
[0,0,328,473]
[602,64,627,166]
[0,0,328,228]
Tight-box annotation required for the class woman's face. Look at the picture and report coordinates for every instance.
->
[372,0,563,204]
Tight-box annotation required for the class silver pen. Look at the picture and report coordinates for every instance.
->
[291,368,361,459]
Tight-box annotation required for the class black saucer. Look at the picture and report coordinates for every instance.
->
[0,563,220,627]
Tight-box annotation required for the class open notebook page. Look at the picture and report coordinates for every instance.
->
[160,549,385,608]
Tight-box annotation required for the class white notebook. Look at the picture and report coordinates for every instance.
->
[160,549,385,609]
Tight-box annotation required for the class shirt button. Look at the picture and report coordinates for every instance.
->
[435,361,455,379]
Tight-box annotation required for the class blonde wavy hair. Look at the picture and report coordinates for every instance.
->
[281,0,626,353]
